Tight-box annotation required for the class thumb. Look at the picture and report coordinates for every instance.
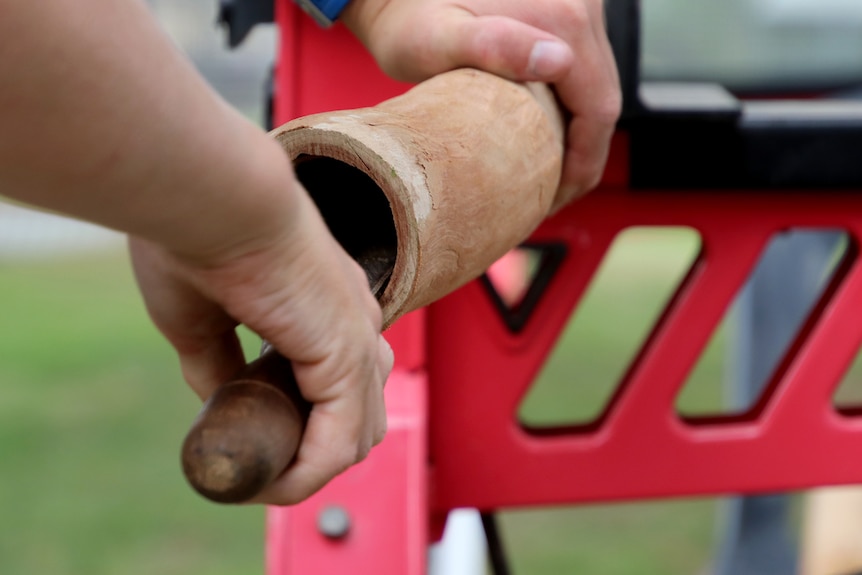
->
[429,14,574,82]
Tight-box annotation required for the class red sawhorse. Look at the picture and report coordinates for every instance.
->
[264,3,862,573]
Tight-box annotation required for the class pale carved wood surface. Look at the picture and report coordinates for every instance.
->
[272,68,565,327]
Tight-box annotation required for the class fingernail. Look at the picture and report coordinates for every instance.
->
[528,40,570,78]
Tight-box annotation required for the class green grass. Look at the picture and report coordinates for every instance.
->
[3,229,844,574]
[504,228,722,575]
[0,253,263,575]
[520,227,709,427]
[499,499,717,575]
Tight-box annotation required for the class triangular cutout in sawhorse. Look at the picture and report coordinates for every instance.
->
[480,243,567,334]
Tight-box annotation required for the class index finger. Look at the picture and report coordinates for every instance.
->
[553,5,621,204]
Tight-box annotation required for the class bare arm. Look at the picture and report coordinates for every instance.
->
[0,0,392,505]
[0,0,619,505]
[0,0,292,256]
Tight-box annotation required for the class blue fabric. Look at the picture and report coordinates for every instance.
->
[311,0,351,20]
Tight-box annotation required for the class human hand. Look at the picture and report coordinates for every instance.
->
[0,0,393,506]
[129,184,393,505]
[342,0,621,206]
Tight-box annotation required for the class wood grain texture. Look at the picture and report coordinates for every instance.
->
[272,68,565,327]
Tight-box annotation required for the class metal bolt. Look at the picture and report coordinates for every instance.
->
[317,505,351,539]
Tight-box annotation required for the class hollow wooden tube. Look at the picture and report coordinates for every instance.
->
[181,69,565,504]
[273,68,566,327]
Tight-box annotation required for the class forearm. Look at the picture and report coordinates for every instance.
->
[0,0,298,260]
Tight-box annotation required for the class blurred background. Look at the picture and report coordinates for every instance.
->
[2,0,862,574]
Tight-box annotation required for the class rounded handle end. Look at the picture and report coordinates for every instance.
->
[181,379,305,503]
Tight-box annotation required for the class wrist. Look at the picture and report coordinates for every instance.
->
[161,131,305,268]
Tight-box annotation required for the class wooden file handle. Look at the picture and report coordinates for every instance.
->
[182,252,391,504]
[182,69,566,504]
[181,348,310,503]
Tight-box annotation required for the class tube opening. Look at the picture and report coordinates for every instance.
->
[294,156,397,297]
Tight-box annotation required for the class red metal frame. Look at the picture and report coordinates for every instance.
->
[267,5,862,573]
[428,187,862,511]
[266,369,428,575]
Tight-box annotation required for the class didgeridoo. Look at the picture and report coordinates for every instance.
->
[181,69,566,503]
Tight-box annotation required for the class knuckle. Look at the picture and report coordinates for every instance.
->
[379,347,394,377]
[580,156,611,193]
[464,22,505,68]
[374,419,388,446]
[558,1,591,30]
[349,333,375,364]
[330,449,358,477]
[366,296,383,331]
[585,169,604,192]
[382,25,440,81]
[362,333,381,365]
[370,33,412,79]
[595,93,623,126]
[354,440,373,464]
